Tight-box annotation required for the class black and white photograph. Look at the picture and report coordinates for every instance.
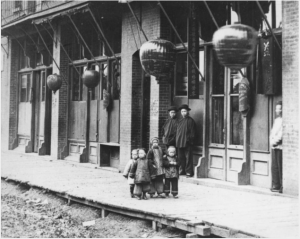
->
[1,0,299,238]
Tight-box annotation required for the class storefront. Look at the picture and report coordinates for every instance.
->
[1,1,298,196]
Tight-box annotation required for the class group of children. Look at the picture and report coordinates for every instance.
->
[123,138,180,200]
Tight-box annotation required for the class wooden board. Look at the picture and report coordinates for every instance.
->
[110,100,120,143]
[18,102,31,136]
[89,100,99,142]
[68,101,86,140]
[39,101,45,137]
[99,100,108,143]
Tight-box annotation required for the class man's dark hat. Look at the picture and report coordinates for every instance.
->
[168,106,178,112]
[178,104,191,111]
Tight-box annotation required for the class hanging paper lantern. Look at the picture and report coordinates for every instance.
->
[82,70,100,88]
[47,73,62,93]
[140,39,176,78]
[212,23,258,70]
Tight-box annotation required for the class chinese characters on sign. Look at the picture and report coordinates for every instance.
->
[188,2,199,99]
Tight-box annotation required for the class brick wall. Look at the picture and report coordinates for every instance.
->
[51,24,69,159]
[8,40,19,150]
[57,24,69,159]
[1,37,11,151]
[131,53,143,150]
[120,3,161,170]
[282,1,299,196]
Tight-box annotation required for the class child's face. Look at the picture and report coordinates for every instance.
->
[169,151,175,157]
[138,150,146,158]
[132,152,138,159]
[152,141,158,148]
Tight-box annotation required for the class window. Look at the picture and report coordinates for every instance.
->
[41,71,46,102]
[15,1,22,9]
[20,74,31,102]
[71,66,84,101]
[27,1,36,14]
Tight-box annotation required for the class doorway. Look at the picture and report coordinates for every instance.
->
[206,47,272,187]
[17,69,52,154]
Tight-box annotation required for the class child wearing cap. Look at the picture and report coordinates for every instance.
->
[129,148,153,200]
[123,149,139,198]
[163,146,180,198]
[147,137,166,198]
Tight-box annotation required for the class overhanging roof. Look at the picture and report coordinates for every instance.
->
[1,1,89,30]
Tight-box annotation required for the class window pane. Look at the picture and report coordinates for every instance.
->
[211,97,224,144]
[230,69,241,94]
[175,53,187,96]
[112,62,120,100]
[102,63,108,100]
[72,68,82,101]
[20,89,27,102]
[41,72,45,102]
[199,50,204,95]
[212,54,224,94]
[230,96,243,145]
[21,75,27,88]
[27,74,31,102]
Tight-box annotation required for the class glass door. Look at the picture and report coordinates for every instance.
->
[207,49,245,183]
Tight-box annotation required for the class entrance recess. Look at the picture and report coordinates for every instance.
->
[206,47,272,187]
[18,69,52,154]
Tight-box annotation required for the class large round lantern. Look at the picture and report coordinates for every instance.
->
[140,39,176,78]
[47,73,62,94]
[212,23,258,70]
[82,70,100,88]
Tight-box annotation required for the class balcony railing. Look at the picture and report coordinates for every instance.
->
[1,1,69,27]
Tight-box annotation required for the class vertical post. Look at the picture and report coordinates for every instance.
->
[152,221,158,231]
[86,89,91,162]
[101,209,109,218]
[237,114,250,185]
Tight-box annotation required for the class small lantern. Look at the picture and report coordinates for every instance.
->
[212,23,258,70]
[47,73,62,94]
[82,70,100,88]
[140,39,176,78]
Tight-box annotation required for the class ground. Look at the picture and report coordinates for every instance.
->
[1,179,186,238]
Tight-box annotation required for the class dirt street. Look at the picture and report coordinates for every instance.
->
[1,179,187,238]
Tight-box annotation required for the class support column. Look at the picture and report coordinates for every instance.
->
[282,1,299,196]
[50,24,61,159]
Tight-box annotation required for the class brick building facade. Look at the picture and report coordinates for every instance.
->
[1,1,299,196]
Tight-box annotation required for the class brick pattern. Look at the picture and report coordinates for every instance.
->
[120,3,161,170]
[8,40,19,150]
[282,1,299,196]
[57,24,69,159]
[1,37,11,151]
[131,54,143,150]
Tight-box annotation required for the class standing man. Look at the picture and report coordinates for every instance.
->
[162,106,178,149]
[176,104,197,177]
[270,101,283,193]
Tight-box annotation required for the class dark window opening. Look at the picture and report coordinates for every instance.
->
[41,71,46,102]
[71,67,83,101]
[20,74,31,102]
[15,1,22,9]
[27,1,36,14]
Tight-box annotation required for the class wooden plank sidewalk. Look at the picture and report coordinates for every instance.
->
[1,151,298,238]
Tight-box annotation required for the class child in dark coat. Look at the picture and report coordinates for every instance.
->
[129,148,153,200]
[163,146,180,198]
[123,149,138,198]
[147,137,165,198]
